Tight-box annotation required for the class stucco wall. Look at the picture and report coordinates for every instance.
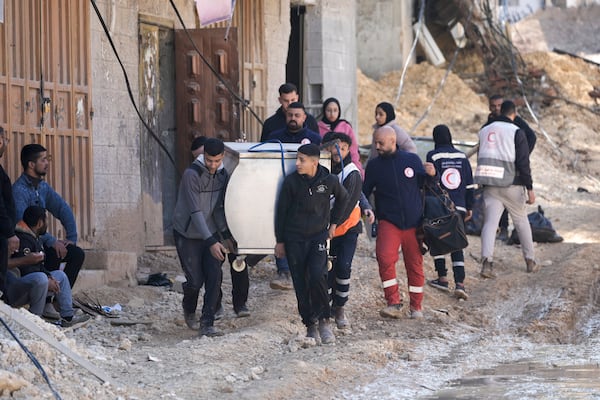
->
[89,0,196,252]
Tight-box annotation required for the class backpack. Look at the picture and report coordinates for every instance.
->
[508,205,563,244]
[465,187,484,236]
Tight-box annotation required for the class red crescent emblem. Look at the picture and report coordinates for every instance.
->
[487,132,496,143]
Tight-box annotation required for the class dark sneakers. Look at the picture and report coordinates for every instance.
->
[61,311,91,328]
[333,306,349,329]
[427,278,450,292]
[184,311,200,330]
[234,305,251,318]
[454,283,469,300]
[318,319,336,344]
[199,323,224,337]
[306,322,320,342]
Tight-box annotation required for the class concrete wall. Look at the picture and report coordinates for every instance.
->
[303,1,358,128]
[356,0,413,80]
[264,0,291,116]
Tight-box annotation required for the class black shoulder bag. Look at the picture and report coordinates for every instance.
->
[421,182,469,256]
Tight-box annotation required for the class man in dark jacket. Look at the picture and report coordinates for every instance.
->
[266,102,321,145]
[263,102,320,291]
[476,101,537,278]
[0,126,21,305]
[9,206,90,327]
[487,94,536,240]
[173,138,234,337]
[363,126,436,320]
[274,144,349,344]
[260,83,319,142]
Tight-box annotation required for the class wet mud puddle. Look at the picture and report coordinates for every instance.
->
[345,314,600,400]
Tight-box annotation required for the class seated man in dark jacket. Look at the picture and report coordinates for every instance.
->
[9,206,89,327]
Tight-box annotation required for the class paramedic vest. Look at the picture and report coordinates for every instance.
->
[331,162,361,237]
[475,120,517,187]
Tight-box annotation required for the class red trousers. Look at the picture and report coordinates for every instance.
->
[375,221,424,311]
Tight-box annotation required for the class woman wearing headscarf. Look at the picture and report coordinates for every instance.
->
[318,97,364,178]
[425,124,474,300]
[367,102,417,162]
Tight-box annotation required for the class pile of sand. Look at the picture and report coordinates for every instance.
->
[357,63,489,146]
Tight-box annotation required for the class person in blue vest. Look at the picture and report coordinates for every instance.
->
[425,125,474,300]
[475,101,537,278]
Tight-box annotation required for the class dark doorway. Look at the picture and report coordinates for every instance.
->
[286,6,305,100]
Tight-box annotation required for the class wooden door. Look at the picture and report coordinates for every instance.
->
[0,0,93,245]
[174,27,239,174]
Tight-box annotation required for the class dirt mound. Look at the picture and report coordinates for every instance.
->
[357,63,488,145]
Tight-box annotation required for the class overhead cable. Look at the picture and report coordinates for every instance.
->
[168,0,264,127]
[90,0,178,169]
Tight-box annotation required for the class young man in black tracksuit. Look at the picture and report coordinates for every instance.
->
[274,144,349,344]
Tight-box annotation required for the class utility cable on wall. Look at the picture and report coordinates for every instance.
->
[90,0,178,169]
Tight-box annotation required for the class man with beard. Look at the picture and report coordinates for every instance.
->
[267,102,321,145]
[9,206,90,327]
[260,83,319,142]
[12,144,85,319]
[363,126,436,319]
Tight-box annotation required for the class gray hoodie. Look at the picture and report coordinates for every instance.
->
[172,159,229,245]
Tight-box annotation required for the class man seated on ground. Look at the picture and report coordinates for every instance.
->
[13,144,85,319]
[9,206,89,327]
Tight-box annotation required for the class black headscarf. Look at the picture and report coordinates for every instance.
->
[376,102,396,126]
[322,97,349,131]
[433,124,454,149]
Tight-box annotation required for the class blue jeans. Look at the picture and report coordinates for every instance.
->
[275,257,290,273]
[48,270,74,318]
[11,271,48,315]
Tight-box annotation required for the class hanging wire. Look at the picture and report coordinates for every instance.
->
[0,317,62,400]
[410,2,475,135]
[89,0,178,169]
[394,0,426,107]
[169,0,263,127]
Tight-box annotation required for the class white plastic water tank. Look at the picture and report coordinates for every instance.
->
[223,142,331,254]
